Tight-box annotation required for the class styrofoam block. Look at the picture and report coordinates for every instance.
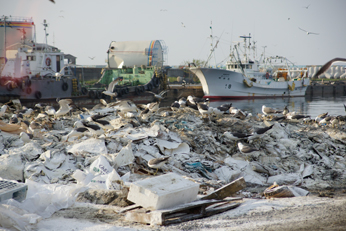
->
[127,173,199,210]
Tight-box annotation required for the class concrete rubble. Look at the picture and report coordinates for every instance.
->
[0,98,346,228]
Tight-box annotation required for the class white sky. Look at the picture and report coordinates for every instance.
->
[1,0,346,66]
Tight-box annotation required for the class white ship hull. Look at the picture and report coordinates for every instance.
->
[189,67,310,99]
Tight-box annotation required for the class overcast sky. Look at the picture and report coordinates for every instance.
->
[1,0,346,66]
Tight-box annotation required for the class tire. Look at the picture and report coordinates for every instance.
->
[147,83,153,91]
[34,91,42,99]
[116,89,122,97]
[154,78,160,87]
[81,87,88,95]
[140,86,145,92]
[62,82,68,91]
[6,83,13,91]
[135,87,140,95]
[96,90,102,99]
[89,90,96,99]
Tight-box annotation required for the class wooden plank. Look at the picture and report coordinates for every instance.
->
[201,177,246,200]
[205,202,241,216]
[118,204,142,214]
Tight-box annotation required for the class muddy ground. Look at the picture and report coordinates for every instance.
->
[51,188,346,231]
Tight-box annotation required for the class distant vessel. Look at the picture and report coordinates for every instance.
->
[0,17,81,102]
[85,40,168,101]
[188,34,310,99]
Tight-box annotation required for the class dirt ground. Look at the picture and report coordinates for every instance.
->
[51,189,346,231]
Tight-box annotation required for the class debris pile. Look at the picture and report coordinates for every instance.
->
[0,98,346,227]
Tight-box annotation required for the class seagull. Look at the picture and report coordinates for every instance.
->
[55,98,73,118]
[20,132,34,144]
[286,114,310,120]
[65,127,89,142]
[112,99,139,113]
[238,142,259,154]
[49,0,55,3]
[45,106,56,116]
[87,113,110,121]
[181,22,186,27]
[102,79,119,99]
[148,156,170,175]
[303,4,310,9]
[262,105,282,115]
[147,101,160,113]
[197,102,213,120]
[313,58,346,78]
[82,121,105,138]
[282,106,289,115]
[178,97,187,108]
[146,90,169,101]
[213,103,232,115]
[0,105,8,117]
[223,131,252,141]
[88,56,95,60]
[249,124,274,140]
[171,101,180,111]
[298,27,319,35]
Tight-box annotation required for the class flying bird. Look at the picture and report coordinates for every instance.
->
[146,89,169,101]
[55,98,73,118]
[313,58,346,78]
[88,56,95,60]
[298,27,319,35]
[303,4,310,9]
[102,79,119,99]
[49,0,55,3]
[181,22,186,27]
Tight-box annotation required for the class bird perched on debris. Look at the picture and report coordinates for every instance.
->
[186,95,208,110]
[146,90,169,101]
[19,131,33,144]
[223,131,252,141]
[197,102,213,119]
[314,112,328,123]
[64,126,89,142]
[238,142,259,154]
[262,105,282,115]
[148,156,170,175]
[81,121,105,138]
[102,78,119,99]
[213,103,232,115]
[171,101,180,111]
[87,115,113,131]
[249,124,274,140]
[178,97,187,108]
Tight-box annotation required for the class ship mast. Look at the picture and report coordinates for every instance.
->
[43,19,49,51]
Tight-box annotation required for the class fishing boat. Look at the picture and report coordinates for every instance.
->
[0,16,167,105]
[188,34,310,99]
[84,40,168,102]
[0,17,82,103]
